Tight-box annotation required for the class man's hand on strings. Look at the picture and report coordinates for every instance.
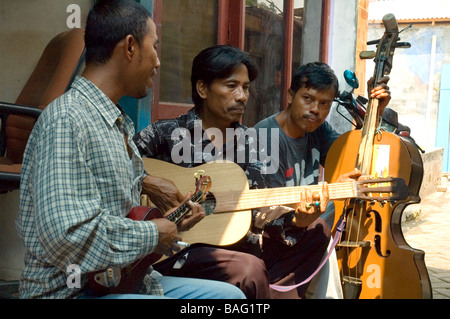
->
[163,192,206,233]
[336,168,362,183]
[153,193,205,256]
[367,75,391,116]
[293,183,330,228]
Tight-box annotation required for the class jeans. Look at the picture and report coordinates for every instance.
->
[87,273,246,299]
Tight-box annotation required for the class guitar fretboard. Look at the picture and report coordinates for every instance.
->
[168,191,204,224]
[212,182,356,213]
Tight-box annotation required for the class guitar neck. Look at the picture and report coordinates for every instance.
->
[168,190,204,224]
[213,182,356,213]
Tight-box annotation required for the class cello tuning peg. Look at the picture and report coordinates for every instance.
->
[360,51,377,59]
[367,39,380,46]
[395,42,411,49]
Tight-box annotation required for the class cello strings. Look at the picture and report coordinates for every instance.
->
[347,201,356,280]
[355,204,365,279]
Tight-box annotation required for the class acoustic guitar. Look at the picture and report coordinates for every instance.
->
[143,158,409,248]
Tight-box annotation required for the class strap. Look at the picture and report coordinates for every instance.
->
[269,217,346,293]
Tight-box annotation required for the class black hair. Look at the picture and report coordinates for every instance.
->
[191,45,258,109]
[290,62,339,98]
[85,0,152,65]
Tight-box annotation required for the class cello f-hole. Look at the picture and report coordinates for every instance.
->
[367,210,382,233]
[374,234,391,258]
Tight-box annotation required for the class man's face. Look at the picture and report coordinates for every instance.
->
[287,85,336,136]
[197,63,250,127]
[129,18,160,99]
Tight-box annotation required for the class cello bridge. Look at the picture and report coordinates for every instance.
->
[337,240,371,248]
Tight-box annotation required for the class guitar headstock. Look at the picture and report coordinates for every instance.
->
[355,177,409,202]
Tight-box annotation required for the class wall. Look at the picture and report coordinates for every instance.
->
[325,0,361,134]
[420,148,444,198]
[0,0,93,281]
[437,64,450,172]
[354,0,369,98]
[366,22,450,152]
[0,0,92,104]
[301,0,323,63]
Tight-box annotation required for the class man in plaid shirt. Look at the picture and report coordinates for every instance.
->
[15,0,245,299]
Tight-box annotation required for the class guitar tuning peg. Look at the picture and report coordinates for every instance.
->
[194,170,205,180]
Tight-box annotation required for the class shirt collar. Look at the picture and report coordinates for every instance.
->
[71,76,122,129]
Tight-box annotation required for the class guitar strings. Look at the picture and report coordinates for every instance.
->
[169,191,204,224]
[213,183,356,211]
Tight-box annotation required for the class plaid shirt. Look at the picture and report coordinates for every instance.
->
[16,76,163,299]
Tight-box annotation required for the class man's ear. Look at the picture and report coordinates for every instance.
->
[196,80,208,99]
[287,88,295,105]
[123,35,136,62]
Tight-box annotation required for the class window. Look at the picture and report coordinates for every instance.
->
[151,0,326,124]
[243,0,304,126]
[159,0,218,104]
[152,0,219,120]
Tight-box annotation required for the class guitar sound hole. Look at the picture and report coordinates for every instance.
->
[202,193,217,216]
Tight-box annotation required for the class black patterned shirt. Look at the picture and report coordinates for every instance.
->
[133,108,266,189]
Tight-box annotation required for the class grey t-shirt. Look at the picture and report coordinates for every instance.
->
[254,113,340,188]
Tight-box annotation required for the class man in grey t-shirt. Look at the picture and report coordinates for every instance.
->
[255,62,390,212]
[254,62,391,299]
[255,113,340,188]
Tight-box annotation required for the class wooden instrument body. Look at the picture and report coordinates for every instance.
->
[142,158,406,248]
[325,130,432,299]
[143,158,253,247]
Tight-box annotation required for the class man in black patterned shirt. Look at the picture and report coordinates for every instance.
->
[134,45,331,299]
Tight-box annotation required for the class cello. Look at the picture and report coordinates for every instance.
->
[324,13,432,299]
